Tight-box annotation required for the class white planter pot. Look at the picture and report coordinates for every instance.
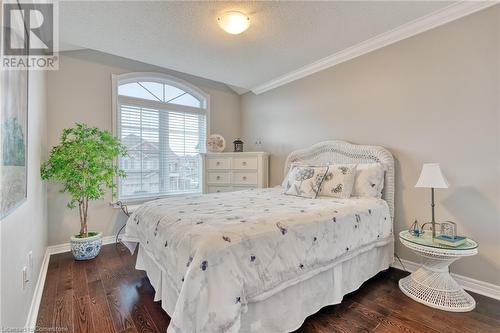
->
[70,231,102,260]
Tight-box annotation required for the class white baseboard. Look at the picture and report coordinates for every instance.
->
[24,248,50,330]
[391,258,500,300]
[25,235,117,329]
[47,235,117,255]
[391,257,420,272]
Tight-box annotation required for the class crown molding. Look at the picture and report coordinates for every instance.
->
[251,1,498,95]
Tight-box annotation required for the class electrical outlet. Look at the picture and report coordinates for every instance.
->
[22,266,28,290]
[255,139,263,149]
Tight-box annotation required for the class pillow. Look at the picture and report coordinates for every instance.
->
[283,165,328,198]
[317,164,357,199]
[352,163,385,198]
[281,162,318,187]
[281,162,299,188]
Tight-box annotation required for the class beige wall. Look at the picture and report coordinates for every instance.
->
[46,50,241,245]
[1,70,48,328]
[241,7,500,285]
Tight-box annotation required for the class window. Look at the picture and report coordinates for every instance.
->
[113,73,209,201]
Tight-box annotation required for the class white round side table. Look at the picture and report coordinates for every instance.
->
[398,230,478,312]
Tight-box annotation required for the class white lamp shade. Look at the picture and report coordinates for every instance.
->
[415,163,449,188]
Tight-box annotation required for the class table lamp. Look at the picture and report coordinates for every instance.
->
[415,163,449,238]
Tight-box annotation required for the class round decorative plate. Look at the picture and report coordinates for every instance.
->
[207,134,226,152]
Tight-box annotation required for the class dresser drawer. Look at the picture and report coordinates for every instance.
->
[207,172,231,184]
[232,157,258,170]
[207,186,232,193]
[207,157,231,170]
[232,185,256,191]
[232,172,257,185]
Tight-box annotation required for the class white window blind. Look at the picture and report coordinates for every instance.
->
[115,74,208,200]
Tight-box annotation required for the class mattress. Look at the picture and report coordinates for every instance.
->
[123,187,392,333]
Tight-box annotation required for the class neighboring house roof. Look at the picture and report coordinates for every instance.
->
[122,133,159,151]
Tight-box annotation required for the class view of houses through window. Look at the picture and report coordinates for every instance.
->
[115,74,208,200]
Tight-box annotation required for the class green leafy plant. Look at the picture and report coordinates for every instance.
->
[41,123,127,238]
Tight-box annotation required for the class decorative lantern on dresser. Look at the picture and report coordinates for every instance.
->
[233,138,244,152]
[202,152,269,193]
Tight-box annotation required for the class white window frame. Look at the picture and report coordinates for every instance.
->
[111,72,210,204]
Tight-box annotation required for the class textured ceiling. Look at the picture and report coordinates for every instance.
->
[60,1,454,92]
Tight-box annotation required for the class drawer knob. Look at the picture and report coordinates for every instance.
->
[216,190,221,193]
[242,161,247,166]
[216,161,220,166]
[243,176,247,180]
[216,175,221,180]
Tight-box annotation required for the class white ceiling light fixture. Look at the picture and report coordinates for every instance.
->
[217,11,250,35]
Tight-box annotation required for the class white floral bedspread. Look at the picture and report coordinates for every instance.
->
[124,187,392,333]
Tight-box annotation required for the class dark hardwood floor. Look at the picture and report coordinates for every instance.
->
[36,244,500,333]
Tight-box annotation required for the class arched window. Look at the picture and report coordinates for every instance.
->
[113,72,209,201]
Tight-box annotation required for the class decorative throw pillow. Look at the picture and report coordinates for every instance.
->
[281,162,318,187]
[281,162,300,188]
[283,165,328,198]
[352,163,385,198]
[317,164,357,199]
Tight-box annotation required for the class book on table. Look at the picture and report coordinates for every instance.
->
[434,235,467,247]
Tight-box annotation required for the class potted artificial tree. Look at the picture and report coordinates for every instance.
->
[41,123,127,260]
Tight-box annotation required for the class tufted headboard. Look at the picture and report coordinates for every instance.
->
[284,140,395,219]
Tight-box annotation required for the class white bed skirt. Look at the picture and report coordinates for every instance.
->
[131,237,394,333]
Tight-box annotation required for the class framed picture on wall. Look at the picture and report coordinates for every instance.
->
[0,1,29,219]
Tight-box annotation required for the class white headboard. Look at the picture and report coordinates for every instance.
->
[284,140,395,219]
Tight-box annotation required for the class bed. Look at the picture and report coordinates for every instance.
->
[122,140,395,333]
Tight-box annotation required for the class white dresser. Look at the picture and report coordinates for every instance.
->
[202,152,269,193]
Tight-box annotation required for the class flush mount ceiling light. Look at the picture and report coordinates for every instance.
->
[217,11,250,35]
